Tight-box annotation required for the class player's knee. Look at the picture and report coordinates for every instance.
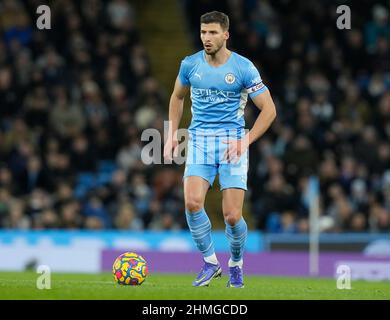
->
[224,211,241,226]
[185,197,204,213]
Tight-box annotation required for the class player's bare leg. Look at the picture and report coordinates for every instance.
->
[222,188,247,288]
[184,176,222,286]
[184,176,209,213]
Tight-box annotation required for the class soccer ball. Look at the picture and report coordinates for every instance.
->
[112,252,148,285]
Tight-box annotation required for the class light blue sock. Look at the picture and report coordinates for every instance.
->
[225,217,248,262]
[186,208,215,258]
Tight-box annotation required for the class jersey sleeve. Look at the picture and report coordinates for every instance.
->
[178,57,191,86]
[243,62,268,98]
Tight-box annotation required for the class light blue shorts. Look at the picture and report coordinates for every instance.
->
[183,133,248,190]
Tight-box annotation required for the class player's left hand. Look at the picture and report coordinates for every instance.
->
[222,137,249,163]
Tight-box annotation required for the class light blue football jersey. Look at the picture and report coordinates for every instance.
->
[178,50,268,136]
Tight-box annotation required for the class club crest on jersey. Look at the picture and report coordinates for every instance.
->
[225,73,235,84]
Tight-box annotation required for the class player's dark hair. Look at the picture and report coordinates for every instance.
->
[200,11,229,31]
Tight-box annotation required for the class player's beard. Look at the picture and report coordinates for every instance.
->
[204,42,224,56]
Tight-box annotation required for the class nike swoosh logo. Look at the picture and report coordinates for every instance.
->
[195,274,207,283]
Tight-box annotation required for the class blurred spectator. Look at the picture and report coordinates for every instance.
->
[70,134,97,172]
[53,182,75,210]
[0,0,32,47]
[107,0,135,31]
[25,188,52,216]
[253,174,297,230]
[33,208,60,229]
[84,216,105,230]
[19,155,50,194]
[23,85,50,130]
[114,202,143,230]
[2,199,30,229]
[116,135,144,173]
[59,200,83,229]
[149,212,182,231]
[82,194,110,228]
[49,87,86,139]
[337,83,371,134]
[129,172,152,219]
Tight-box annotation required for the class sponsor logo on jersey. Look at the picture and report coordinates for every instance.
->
[192,87,235,97]
[191,87,236,103]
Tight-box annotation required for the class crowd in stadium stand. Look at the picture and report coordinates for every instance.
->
[0,0,185,230]
[0,0,389,233]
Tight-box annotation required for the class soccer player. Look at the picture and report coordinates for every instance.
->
[163,11,276,288]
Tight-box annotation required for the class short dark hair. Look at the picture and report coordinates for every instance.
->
[200,11,229,31]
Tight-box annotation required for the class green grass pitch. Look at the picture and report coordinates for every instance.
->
[0,272,389,300]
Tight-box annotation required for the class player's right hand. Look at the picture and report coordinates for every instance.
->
[163,138,179,162]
